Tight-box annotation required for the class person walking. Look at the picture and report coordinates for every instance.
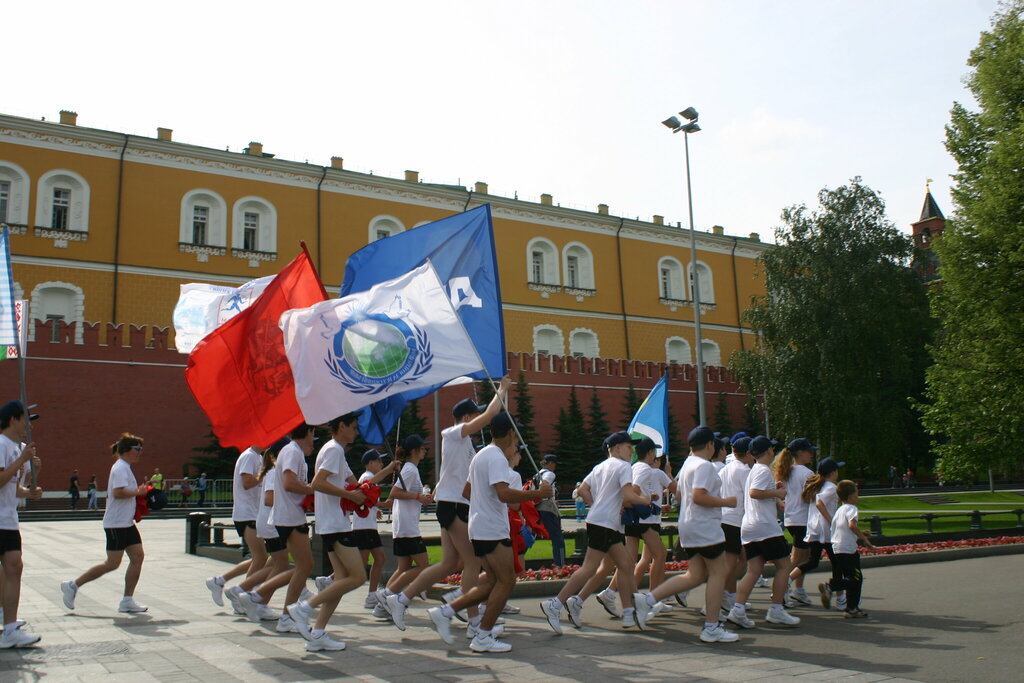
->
[534,454,565,566]
[772,438,817,605]
[68,470,80,510]
[86,475,98,510]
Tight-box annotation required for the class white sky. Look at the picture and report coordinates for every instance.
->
[5,0,997,239]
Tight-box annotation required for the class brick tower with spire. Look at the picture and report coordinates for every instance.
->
[911,182,945,282]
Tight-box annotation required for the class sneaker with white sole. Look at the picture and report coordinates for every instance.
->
[427,606,455,645]
[501,603,520,615]
[789,586,811,606]
[726,607,755,629]
[278,615,302,633]
[299,587,315,603]
[721,593,736,612]
[699,605,731,621]
[441,588,462,605]
[314,576,333,593]
[766,606,800,626]
[385,594,407,631]
[374,589,392,614]
[225,586,245,614]
[118,597,148,613]
[205,577,225,607]
[539,599,562,634]
[700,623,739,643]
[632,593,653,629]
[286,601,315,640]
[371,603,390,619]
[362,593,377,609]
[566,596,584,629]
[470,633,511,653]
[306,632,345,651]
[596,590,621,617]
[237,592,265,623]
[754,576,770,589]
[467,622,504,639]
[674,591,689,608]
[651,601,673,616]
[621,611,640,629]
[818,583,833,609]
[835,592,848,611]
[0,624,40,649]
[257,604,280,621]
[60,580,78,610]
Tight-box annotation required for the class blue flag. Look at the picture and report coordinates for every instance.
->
[0,227,19,350]
[628,373,670,460]
[340,205,506,443]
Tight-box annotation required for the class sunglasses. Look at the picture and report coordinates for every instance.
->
[132,445,143,452]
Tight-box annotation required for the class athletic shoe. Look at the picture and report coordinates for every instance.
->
[385,594,408,631]
[470,633,512,653]
[299,587,315,603]
[621,611,640,629]
[699,605,731,621]
[118,597,148,613]
[766,606,800,626]
[371,603,390,620]
[783,596,797,609]
[225,586,245,615]
[818,583,833,609]
[477,604,504,624]
[754,576,770,589]
[596,590,621,617]
[565,596,584,629]
[725,607,755,629]
[835,593,848,611]
[674,591,689,608]
[651,601,673,615]
[362,593,377,609]
[276,615,301,633]
[60,580,78,610]
[632,593,652,630]
[205,577,225,607]
[427,606,455,645]
[844,608,869,619]
[441,588,463,605]
[237,592,263,622]
[699,623,739,643]
[466,622,504,639]
[419,590,428,601]
[501,604,521,615]
[0,624,40,649]
[286,601,315,640]
[257,604,280,621]
[314,576,333,593]
[306,632,346,651]
[374,589,392,614]
[539,599,563,634]
[789,586,811,606]
[721,593,735,612]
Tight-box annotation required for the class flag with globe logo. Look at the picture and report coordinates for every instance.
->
[628,372,669,462]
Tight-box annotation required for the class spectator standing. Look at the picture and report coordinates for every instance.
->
[197,473,208,506]
[534,455,565,566]
[86,475,98,510]
[148,468,163,492]
[68,470,80,510]
[573,482,586,521]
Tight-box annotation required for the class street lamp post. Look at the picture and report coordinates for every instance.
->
[662,107,707,426]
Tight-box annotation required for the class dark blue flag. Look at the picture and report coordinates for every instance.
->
[340,204,506,443]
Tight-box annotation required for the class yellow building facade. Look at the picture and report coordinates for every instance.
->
[0,110,767,364]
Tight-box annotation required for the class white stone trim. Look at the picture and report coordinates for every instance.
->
[0,159,31,225]
[532,324,564,356]
[180,188,227,248]
[526,237,560,286]
[368,214,405,243]
[231,195,277,254]
[29,281,85,343]
[699,338,722,367]
[561,241,595,290]
[657,256,685,300]
[568,326,599,358]
[688,259,715,304]
[34,168,90,233]
[665,336,692,365]
[503,301,755,335]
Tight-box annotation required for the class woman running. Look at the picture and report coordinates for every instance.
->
[790,457,844,607]
[772,438,817,605]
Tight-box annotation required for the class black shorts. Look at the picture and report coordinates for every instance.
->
[264,536,286,553]
[275,524,309,543]
[721,524,742,555]
[321,531,358,549]
[105,525,142,551]
[0,529,22,554]
[436,501,469,530]
[586,524,626,553]
[472,538,513,557]
[744,535,790,562]
[352,529,383,551]
[625,523,662,539]
[393,536,427,557]
[786,525,809,549]
[234,520,257,539]
[684,542,726,560]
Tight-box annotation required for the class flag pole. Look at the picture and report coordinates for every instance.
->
[17,312,35,489]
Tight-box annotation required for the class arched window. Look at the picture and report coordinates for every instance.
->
[369,215,405,243]
[35,169,90,233]
[180,189,227,247]
[232,196,277,254]
[0,160,30,227]
[658,257,685,300]
[569,328,599,358]
[562,242,595,290]
[688,261,715,304]
[30,281,85,344]
[666,336,692,365]
[526,237,559,285]
[699,339,722,367]
[533,324,564,356]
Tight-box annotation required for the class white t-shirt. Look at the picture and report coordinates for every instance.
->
[741,462,783,543]
[536,468,557,502]
[103,458,138,529]
[256,467,278,539]
[508,469,523,490]
[712,461,726,473]
[632,462,672,523]
[677,455,725,548]
[272,441,308,527]
[719,459,750,528]
[232,448,262,522]
[783,464,814,526]
[0,435,22,530]
[351,470,379,531]
[314,439,354,534]
[391,462,423,538]
[831,503,859,554]
[805,480,839,543]
[468,444,513,541]
[435,424,475,504]
[584,457,633,533]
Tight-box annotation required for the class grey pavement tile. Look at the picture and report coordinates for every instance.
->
[836,674,895,683]
[696,666,780,682]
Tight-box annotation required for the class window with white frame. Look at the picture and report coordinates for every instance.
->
[0,161,30,226]
[0,181,10,223]
[569,328,599,358]
[180,189,227,247]
[700,339,722,367]
[562,242,594,290]
[688,261,715,304]
[526,238,559,285]
[533,325,564,356]
[666,337,692,364]
[658,257,685,299]
[368,215,405,243]
[192,206,209,245]
[232,196,277,254]
[35,169,90,233]
[30,282,85,344]
[51,188,71,230]
[243,212,258,251]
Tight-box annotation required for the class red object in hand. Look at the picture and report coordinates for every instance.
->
[134,485,152,523]
[301,494,315,513]
[340,482,380,517]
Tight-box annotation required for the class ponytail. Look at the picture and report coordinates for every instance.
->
[801,473,826,503]
[110,432,143,457]
[395,446,410,462]
[257,450,275,482]
[772,448,795,483]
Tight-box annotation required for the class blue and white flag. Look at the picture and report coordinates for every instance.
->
[281,263,483,424]
[172,275,274,353]
[341,205,505,442]
[0,227,19,351]
[628,373,670,455]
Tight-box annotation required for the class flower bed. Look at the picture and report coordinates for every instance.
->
[439,535,1024,585]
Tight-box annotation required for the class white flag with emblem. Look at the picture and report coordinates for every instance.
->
[172,275,274,353]
[280,263,483,424]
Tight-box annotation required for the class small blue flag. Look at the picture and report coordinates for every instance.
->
[628,373,670,460]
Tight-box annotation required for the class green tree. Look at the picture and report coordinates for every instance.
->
[743,394,764,436]
[190,432,239,478]
[585,387,611,449]
[553,386,590,483]
[920,3,1024,481]
[512,371,541,461]
[712,392,733,435]
[732,178,933,471]
[665,402,685,461]
[621,383,643,426]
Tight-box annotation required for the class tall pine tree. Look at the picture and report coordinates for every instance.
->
[712,392,733,435]
[513,371,541,460]
[621,383,643,427]
[585,387,611,466]
[554,386,589,483]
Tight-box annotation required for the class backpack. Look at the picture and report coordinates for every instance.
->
[147,488,168,511]
[532,471,559,515]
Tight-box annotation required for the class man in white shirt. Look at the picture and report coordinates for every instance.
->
[718,435,753,613]
[533,454,564,566]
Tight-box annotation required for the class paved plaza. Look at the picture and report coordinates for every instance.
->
[0,518,1017,682]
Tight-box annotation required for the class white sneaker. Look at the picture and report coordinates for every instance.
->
[565,596,584,629]
[0,624,40,649]
[441,587,463,605]
[314,576,333,593]
[674,591,689,608]
[818,583,833,609]
[371,603,390,620]
[632,593,653,629]
[721,593,736,612]
[789,587,811,605]
[470,633,512,653]
[306,631,346,651]
[257,604,280,621]
[766,606,800,626]
[467,622,504,639]
[118,597,148,613]
[385,594,408,631]
[286,601,315,640]
[651,601,673,615]
[754,576,770,589]
[237,592,265,623]
[700,623,739,643]
[621,611,642,629]
[596,590,621,617]
[539,599,562,634]
[362,593,377,609]
[726,607,755,629]
[225,586,245,615]
[500,603,520,615]
[835,592,848,611]
[699,605,731,621]
[60,580,78,610]
[427,606,455,645]
[299,587,315,603]
[276,615,300,633]
[374,589,392,614]
[205,577,225,607]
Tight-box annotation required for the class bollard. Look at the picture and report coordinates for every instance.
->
[969,510,983,531]
[186,511,211,554]
[869,516,883,537]
[923,513,936,533]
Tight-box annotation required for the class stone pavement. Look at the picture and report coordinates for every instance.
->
[1,518,1006,682]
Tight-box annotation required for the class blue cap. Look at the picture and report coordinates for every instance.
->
[687,425,715,448]
[542,453,559,463]
[453,398,486,420]
[635,437,661,455]
[402,434,431,451]
[361,449,382,465]
[490,412,522,438]
[603,431,642,450]
[787,437,819,452]
[732,436,752,454]
[749,435,775,455]
[817,457,845,476]
[729,431,749,444]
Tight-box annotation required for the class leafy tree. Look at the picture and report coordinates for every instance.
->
[512,371,541,461]
[743,394,764,436]
[190,432,239,478]
[732,178,933,472]
[712,392,733,435]
[586,387,611,449]
[920,2,1024,481]
[553,386,590,483]
[621,383,643,426]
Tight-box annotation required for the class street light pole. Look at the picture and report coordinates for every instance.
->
[683,128,707,426]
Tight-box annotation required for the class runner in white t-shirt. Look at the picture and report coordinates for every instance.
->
[826,479,874,617]
[772,437,817,605]
[382,376,511,632]
[790,457,844,607]
[62,433,149,616]
[348,449,396,609]
[718,436,753,614]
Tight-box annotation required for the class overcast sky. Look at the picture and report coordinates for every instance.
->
[5,1,997,240]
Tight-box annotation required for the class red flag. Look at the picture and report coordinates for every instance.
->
[185,248,327,450]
